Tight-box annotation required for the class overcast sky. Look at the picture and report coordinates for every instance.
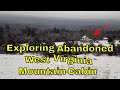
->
[0,11,120,20]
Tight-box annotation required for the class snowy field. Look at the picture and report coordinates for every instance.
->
[0,53,120,79]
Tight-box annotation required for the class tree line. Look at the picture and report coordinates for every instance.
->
[0,24,120,55]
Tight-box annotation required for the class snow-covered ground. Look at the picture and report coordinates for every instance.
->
[0,53,120,79]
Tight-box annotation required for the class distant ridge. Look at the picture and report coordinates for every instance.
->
[0,14,120,30]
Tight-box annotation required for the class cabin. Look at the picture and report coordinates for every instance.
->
[80,35,93,43]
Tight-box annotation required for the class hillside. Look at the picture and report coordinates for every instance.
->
[0,53,120,79]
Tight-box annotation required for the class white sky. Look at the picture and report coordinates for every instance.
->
[0,11,120,19]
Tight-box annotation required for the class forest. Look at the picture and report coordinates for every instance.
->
[0,24,120,55]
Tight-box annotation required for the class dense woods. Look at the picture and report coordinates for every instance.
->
[0,24,120,55]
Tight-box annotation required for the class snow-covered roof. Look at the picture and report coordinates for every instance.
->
[103,37,108,40]
[82,35,87,38]
[54,42,65,47]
